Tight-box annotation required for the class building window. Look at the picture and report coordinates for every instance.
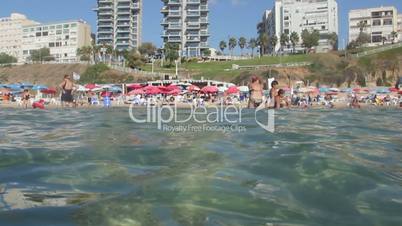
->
[383,19,392,25]
[284,29,289,34]
[36,32,41,37]
[49,42,55,47]
[284,16,289,20]
[71,23,77,27]
[56,30,62,35]
[372,20,381,26]
[43,32,48,36]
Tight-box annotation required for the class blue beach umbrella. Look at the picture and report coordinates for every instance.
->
[376,87,390,94]
[32,85,48,91]
[110,86,122,92]
[340,88,352,93]
[20,83,34,88]
[5,84,22,90]
[319,87,329,93]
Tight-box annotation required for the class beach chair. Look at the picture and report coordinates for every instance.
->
[90,96,100,105]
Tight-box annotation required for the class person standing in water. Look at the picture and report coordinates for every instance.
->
[268,80,279,107]
[248,76,264,108]
[59,74,75,107]
[22,89,30,109]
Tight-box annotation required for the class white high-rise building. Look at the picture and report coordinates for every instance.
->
[21,20,92,63]
[161,0,210,58]
[94,0,142,51]
[258,0,339,53]
[0,13,38,61]
[397,13,402,41]
[349,6,399,45]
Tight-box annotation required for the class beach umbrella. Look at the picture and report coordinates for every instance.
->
[376,87,390,94]
[32,85,47,91]
[101,91,112,97]
[329,88,340,92]
[201,86,219,94]
[218,86,227,93]
[144,85,161,95]
[340,88,352,93]
[167,89,181,96]
[127,83,143,89]
[128,89,145,95]
[41,88,57,94]
[389,87,399,92]
[76,85,89,92]
[102,85,113,90]
[110,86,122,92]
[85,84,99,90]
[166,84,180,91]
[187,85,200,92]
[319,87,329,93]
[238,86,249,93]
[399,90,402,95]
[6,84,22,90]
[226,86,239,94]
[91,87,103,92]
[20,83,34,88]
[325,92,338,95]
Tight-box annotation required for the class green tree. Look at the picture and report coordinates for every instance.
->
[219,41,227,54]
[228,37,237,56]
[248,38,257,57]
[289,32,299,53]
[0,53,17,64]
[164,43,179,66]
[76,46,92,63]
[356,32,371,46]
[126,49,146,69]
[80,63,109,84]
[301,29,320,53]
[269,35,278,54]
[30,48,54,62]
[390,31,398,44]
[280,33,289,52]
[138,42,157,57]
[357,21,368,33]
[257,33,269,55]
[238,37,247,56]
[202,49,211,57]
[328,32,338,50]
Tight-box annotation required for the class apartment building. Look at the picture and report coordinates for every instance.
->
[161,0,209,58]
[0,13,38,61]
[398,14,402,40]
[258,0,339,53]
[21,20,92,63]
[94,0,142,51]
[349,6,398,45]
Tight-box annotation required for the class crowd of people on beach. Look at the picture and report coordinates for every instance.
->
[1,73,402,110]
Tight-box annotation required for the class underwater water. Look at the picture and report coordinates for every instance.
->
[0,108,402,226]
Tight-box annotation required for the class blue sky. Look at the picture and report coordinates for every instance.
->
[1,0,401,50]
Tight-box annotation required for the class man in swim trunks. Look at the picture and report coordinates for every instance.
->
[59,74,75,107]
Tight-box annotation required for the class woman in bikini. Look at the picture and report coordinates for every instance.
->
[22,89,30,109]
[248,76,264,108]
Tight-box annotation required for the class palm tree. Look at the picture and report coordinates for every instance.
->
[289,32,300,53]
[269,35,278,54]
[76,46,92,63]
[280,33,289,53]
[382,36,387,45]
[357,21,367,33]
[228,37,237,56]
[91,42,100,64]
[219,41,227,55]
[238,37,247,56]
[328,32,338,50]
[248,38,257,57]
[390,31,398,44]
[257,33,269,56]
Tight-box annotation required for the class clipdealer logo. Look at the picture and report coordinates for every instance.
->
[128,102,275,133]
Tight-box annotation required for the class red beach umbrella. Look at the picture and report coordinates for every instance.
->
[41,87,57,94]
[226,86,239,94]
[85,84,99,90]
[127,83,143,89]
[128,89,145,95]
[167,89,181,96]
[144,86,161,95]
[389,87,399,92]
[166,84,179,91]
[201,86,218,94]
[188,85,200,92]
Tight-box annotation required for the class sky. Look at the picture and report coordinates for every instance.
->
[1,0,401,51]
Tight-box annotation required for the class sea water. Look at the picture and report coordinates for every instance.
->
[0,108,401,226]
